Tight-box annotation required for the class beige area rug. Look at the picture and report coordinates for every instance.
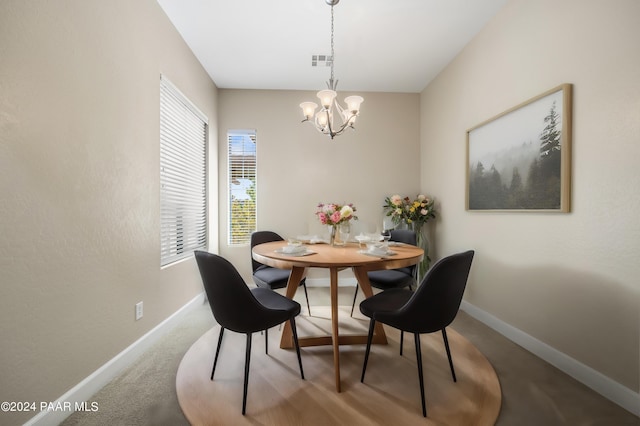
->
[176,306,501,425]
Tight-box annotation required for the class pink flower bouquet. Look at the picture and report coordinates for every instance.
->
[315,203,358,226]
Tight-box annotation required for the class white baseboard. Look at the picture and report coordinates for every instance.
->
[24,292,206,426]
[460,300,640,417]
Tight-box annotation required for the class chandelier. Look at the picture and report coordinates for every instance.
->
[299,0,363,139]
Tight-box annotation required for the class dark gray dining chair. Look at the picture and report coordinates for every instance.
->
[359,250,474,417]
[251,231,311,315]
[194,251,305,415]
[350,229,417,316]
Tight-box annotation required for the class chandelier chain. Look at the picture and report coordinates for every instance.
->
[330,4,335,84]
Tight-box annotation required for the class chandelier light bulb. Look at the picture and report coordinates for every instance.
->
[344,96,363,114]
[317,90,337,110]
[300,102,318,120]
[316,110,329,129]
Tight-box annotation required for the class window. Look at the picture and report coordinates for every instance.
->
[228,130,256,245]
[160,75,207,266]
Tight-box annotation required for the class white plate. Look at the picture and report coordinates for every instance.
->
[358,249,397,258]
[274,248,316,257]
[279,245,306,254]
[296,235,326,244]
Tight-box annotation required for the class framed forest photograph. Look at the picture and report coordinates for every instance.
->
[466,84,572,212]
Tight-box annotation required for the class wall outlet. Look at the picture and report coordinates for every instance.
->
[135,301,143,321]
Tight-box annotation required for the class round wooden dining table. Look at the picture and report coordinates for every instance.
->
[252,240,423,392]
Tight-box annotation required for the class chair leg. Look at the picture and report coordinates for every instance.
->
[242,333,252,415]
[211,327,225,380]
[265,328,268,355]
[290,317,305,380]
[360,319,376,382]
[350,285,359,317]
[414,333,427,417]
[400,283,415,355]
[442,328,456,382]
[302,282,311,316]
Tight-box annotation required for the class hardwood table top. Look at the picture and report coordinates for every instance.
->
[251,240,423,271]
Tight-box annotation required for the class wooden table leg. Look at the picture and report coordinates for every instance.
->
[280,266,306,349]
[329,267,341,392]
[279,264,386,393]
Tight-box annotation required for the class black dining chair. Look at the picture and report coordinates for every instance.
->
[194,251,305,415]
[251,231,311,315]
[350,229,417,317]
[359,250,475,417]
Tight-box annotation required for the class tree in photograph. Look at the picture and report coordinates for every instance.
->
[469,161,507,209]
[525,101,562,209]
[539,101,561,157]
[469,162,489,209]
[487,165,506,208]
[507,167,525,208]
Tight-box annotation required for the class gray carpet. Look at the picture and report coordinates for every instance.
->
[61,287,638,426]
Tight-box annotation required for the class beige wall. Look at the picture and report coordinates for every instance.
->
[218,89,421,282]
[420,0,640,392]
[0,1,217,423]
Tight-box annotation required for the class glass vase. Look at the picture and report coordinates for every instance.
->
[410,221,430,283]
[328,225,337,246]
[331,222,351,246]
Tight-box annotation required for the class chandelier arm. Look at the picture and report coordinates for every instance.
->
[329,116,356,138]
[335,119,354,135]
[325,109,335,138]
[334,100,348,125]
[312,114,354,139]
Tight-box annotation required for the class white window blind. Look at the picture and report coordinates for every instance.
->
[160,75,207,266]
[228,130,256,245]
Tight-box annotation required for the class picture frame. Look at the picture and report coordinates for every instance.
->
[466,84,572,212]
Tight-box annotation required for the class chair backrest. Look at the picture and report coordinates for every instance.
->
[377,250,474,334]
[390,229,417,276]
[194,251,273,333]
[250,231,284,273]
[390,229,416,245]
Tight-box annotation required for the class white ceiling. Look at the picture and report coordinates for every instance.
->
[157,0,507,93]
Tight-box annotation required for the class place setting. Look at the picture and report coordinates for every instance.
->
[273,239,316,256]
[356,232,398,258]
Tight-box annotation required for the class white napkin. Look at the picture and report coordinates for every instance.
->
[281,245,306,254]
